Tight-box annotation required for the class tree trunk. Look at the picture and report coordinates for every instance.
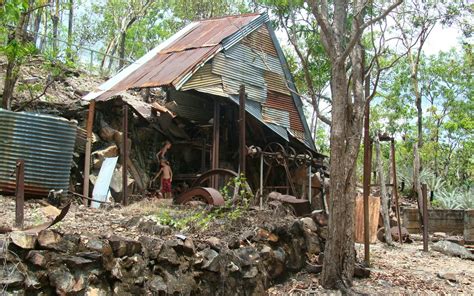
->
[375,137,393,245]
[413,143,424,219]
[33,7,42,45]
[67,0,74,60]
[119,30,126,69]
[2,11,28,110]
[321,61,357,289]
[51,0,60,54]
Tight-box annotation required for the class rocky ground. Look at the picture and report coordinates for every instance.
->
[1,195,473,295]
[269,240,474,295]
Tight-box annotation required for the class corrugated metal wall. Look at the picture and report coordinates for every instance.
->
[176,18,309,148]
[0,109,77,196]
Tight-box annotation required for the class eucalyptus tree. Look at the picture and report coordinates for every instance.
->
[305,0,402,289]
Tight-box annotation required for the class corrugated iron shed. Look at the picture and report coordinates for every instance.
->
[83,12,317,151]
[84,13,260,102]
[0,109,77,196]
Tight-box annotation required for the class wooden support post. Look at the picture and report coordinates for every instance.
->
[82,100,95,205]
[15,159,25,229]
[239,85,246,176]
[122,104,129,206]
[260,153,263,208]
[308,164,312,204]
[363,102,371,265]
[391,139,403,244]
[211,100,220,187]
[422,183,429,251]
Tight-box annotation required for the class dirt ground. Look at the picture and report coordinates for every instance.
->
[1,195,473,295]
[268,239,474,295]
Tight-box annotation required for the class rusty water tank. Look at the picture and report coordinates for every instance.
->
[0,109,77,196]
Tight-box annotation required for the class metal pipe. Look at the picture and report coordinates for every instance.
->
[82,100,95,205]
[260,153,264,208]
[363,102,371,265]
[308,164,312,204]
[15,159,25,229]
[391,139,403,244]
[239,85,246,176]
[122,104,129,206]
[422,183,429,251]
[211,100,220,188]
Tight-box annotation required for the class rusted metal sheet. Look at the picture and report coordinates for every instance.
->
[162,13,260,53]
[0,109,77,196]
[264,91,304,132]
[228,95,289,142]
[268,192,311,216]
[224,43,283,75]
[121,93,153,119]
[262,106,290,128]
[175,187,225,206]
[241,25,278,57]
[264,71,291,95]
[15,159,24,229]
[75,126,87,153]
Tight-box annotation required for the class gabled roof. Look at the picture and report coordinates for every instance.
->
[83,13,263,101]
[83,12,316,151]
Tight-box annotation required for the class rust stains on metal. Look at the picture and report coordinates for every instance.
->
[162,13,260,53]
[175,187,225,206]
[15,159,25,229]
[85,14,260,102]
[264,91,304,132]
[268,191,311,216]
[241,26,278,57]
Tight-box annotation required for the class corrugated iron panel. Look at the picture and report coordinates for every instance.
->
[0,109,77,196]
[122,93,153,119]
[162,13,260,53]
[169,90,213,123]
[222,76,267,103]
[75,126,87,153]
[194,86,228,98]
[265,21,316,151]
[181,63,221,91]
[228,95,288,141]
[264,90,304,132]
[241,25,278,57]
[224,43,283,75]
[83,21,200,101]
[222,12,269,50]
[264,71,291,95]
[212,53,266,88]
[262,106,290,128]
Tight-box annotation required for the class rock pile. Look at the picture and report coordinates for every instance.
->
[0,215,328,295]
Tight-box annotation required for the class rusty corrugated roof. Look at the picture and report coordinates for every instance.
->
[83,13,260,102]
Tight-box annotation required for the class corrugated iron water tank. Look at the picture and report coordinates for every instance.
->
[0,108,77,196]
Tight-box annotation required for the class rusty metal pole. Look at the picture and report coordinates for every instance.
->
[239,85,246,176]
[391,139,403,244]
[211,100,220,187]
[122,104,129,206]
[15,159,25,229]
[422,183,429,251]
[83,100,96,205]
[363,102,371,265]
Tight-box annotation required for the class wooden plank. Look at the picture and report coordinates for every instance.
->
[355,194,380,244]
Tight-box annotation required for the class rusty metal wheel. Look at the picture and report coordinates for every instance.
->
[263,142,286,166]
[192,168,253,201]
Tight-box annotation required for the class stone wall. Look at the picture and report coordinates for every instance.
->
[0,217,326,295]
[401,208,467,235]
